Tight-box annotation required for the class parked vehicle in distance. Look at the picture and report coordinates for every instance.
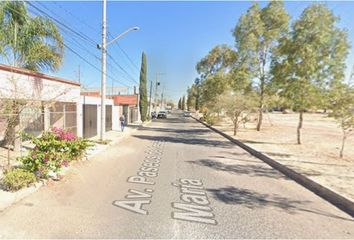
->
[183,111,192,117]
[157,111,167,119]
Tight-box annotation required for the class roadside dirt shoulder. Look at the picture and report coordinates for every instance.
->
[212,112,354,202]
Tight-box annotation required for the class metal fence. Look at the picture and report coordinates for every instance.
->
[0,102,77,170]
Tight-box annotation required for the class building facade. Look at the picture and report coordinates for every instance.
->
[0,64,81,141]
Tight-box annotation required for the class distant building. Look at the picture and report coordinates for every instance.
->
[81,88,140,124]
[110,94,139,123]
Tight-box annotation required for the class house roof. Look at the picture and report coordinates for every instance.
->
[0,64,80,87]
[112,95,138,106]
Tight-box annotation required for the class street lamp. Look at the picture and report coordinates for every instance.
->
[153,73,165,112]
[100,0,139,140]
[97,27,139,49]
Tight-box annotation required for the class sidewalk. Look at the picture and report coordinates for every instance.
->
[0,123,145,212]
[85,125,140,160]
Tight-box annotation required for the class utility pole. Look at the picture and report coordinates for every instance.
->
[154,72,164,111]
[160,85,165,110]
[154,73,159,111]
[100,0,107,140]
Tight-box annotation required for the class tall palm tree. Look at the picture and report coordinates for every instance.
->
[0,1,64,71]
[0,1,64,154]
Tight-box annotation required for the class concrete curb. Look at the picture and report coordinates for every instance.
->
[192,116,354,218]
[0,182,44,211]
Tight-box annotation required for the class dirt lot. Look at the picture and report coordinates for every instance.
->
[213,112,354,202]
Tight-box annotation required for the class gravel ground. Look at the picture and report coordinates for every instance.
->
[213,112,354,202]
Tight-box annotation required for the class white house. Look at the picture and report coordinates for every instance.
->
[80,95,120,138]
[0,64,81,139]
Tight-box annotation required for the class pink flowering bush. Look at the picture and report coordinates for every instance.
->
[18,128,92,178]
[52,127,76,141]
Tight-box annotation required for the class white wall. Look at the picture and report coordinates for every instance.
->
[0,68,81,137]
[77,102,83,137]
[112,105,120,131]
[0,70,80,103]
[80,96,113,105]
[80,96,117,136]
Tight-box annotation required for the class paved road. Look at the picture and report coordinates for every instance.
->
[0,112,353,238]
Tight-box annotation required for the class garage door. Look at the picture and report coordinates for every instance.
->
[83,104,97,138]
[105,105,112,132]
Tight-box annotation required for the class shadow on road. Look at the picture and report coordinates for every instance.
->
[132,135,234,149]
[139,126,211,135]
[207,186,354,222]
[151,117,190,124]
[239,139,295,146]
[188,159,287,179]
[210,155,262,164]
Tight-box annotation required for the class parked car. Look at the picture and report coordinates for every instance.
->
[157,111,167,119]
[183,111,192,117]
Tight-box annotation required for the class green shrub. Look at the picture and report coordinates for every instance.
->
[19,129,93,178]
[66,138,93,160]
[204,114,219,126]
[2,168,37,191]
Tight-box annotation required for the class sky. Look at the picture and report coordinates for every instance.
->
[17,1,354,103]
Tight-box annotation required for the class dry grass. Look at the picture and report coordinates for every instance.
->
[214,112,354,201]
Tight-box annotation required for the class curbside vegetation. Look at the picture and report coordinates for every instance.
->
[1,128,93,192]
[192,116,354,218]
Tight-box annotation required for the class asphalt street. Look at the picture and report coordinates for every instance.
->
[0,112,353,238]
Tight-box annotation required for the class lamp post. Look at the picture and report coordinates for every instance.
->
[99,0,139,140]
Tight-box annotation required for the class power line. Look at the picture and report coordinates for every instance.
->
[108,31,140,72]
[63,42,129,88]
[26,2,138,87]
[52,1,101,35]
[27,1,97,46]
[5,2,130,88]
[106,52,139,84]
[41,1,140,82]
[116,43,140,70]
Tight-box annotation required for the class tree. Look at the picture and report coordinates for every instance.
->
[187,85,198,111]
[196,45,237,109]
[194,78,201,111]
[0,1,63,70]
[0,1,64,152]
[139,52,148,121]
[186,88,192,111]
[328,84,354,158]
[199,72,230,108]
[233,1,289,131]
[271,3,349,144]
[181,96,186,111]
[178,98,181,110]
[215,89,257,136]
[196,45,237,79]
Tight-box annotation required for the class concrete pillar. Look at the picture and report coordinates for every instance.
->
[76,101,83,137]
[44,106,50,131]
[112,105,119,131]
[97,104,101,137]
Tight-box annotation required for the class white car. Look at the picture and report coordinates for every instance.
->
[183,111,192,117]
